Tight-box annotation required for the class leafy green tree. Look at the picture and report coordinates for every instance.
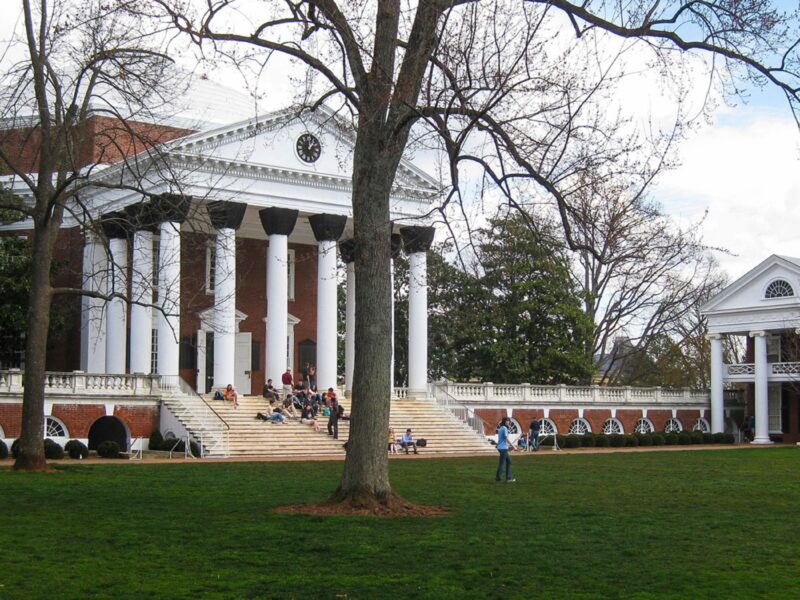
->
[393,214,593,385]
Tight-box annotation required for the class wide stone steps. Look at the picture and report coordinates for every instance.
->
[201,395,493,457]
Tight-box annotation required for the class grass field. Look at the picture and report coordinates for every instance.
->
[1,448,798,599]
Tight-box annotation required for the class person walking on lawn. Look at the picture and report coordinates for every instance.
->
[496,417,515,482]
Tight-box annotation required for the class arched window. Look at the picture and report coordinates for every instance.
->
[664,418,683,433]
[602,418,624,435]
[0,423,5,438]
[634,418,654,434]
[540,418,558,436]
[568,418,592,435]
[765,279,794,298]
[693,418,710,433]
[506,418,522,436]
[45,416,68,438]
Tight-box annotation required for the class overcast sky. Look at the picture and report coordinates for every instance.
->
[2,2,798,284]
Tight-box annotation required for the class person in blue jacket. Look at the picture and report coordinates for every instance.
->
[495,417,515,482]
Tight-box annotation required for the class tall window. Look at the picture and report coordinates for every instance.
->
[206,243,216,294]
[768,384,782,432]
[288,248,296,300]
[150,328,158,374]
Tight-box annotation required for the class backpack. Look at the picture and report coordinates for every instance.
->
[213,391,224,400]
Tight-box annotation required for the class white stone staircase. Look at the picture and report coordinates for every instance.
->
[186,394,494,458]
[160,386,230,456]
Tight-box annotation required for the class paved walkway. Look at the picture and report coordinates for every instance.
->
[10,442,792,466]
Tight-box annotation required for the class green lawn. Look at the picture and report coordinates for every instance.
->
[1,448,798,599]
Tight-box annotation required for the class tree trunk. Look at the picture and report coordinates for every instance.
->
[329,126,400,507]
[13,221,55,472]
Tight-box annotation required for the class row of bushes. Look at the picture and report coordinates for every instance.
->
[539,431,736,449]
[149,430,201,457]
[0,438,124,460]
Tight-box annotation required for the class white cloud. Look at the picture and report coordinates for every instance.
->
[656,108,800,281]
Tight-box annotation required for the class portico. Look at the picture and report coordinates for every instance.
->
[702,255,800,443]
[75,108,439,397]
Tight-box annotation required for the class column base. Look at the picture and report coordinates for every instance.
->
[751,436,774,445]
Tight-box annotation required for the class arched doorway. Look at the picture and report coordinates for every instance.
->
[88,416,129,451]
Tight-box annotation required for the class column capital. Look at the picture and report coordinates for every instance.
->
[749,330,767,338]
[259,207,298,236]
[309,213,347,242]
[151,194,192,224]
[706,333,724,341]
[400,226,435,254]
[339,239,355,264]
[123,202,159,232]
[100,212,132,240]
[208,201,247,230]
[391,233,402,259]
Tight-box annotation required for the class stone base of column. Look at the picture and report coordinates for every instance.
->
[751,436,774,444]
[405,389,430,401]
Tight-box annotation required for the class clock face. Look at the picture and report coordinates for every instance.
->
[296,133,321,163]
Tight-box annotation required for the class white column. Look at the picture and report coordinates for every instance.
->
[129,229,153,373]
[80,232,107,373]
[266,234,289,387]
[105,237,128,374]
[408,251,428,396]
[751,331,772,444]
[709,334,724,434]
[213,227,236,388]
[345,261,355,396]
[157,221,181,376]
[316,239,338,392]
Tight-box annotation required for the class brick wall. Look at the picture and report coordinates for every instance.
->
[52,404,106,437]
[548,409,577,434]
[584,409,612,433]
[647,409,673,432]
[616,409,645,434]
[114,405,159,438]
[475,409,507,434]
[0,403,23,437]
[676,410,701,430]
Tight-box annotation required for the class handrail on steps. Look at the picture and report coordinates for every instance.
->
[161,375,230,457]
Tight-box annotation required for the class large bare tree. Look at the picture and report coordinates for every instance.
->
[0,0,189,471]
[143,0,800,507]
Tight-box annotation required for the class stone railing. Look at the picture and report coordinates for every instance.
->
[0,370,163,397]
[724,362,800,379]
[436,381,709,406]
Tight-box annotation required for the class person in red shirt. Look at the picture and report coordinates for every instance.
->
[281,369,293,397]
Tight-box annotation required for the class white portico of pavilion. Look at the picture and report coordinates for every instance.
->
[8,107,440,398]
[702,255,800,444]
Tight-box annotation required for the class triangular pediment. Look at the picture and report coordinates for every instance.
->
[169,106,439,196]
[703,255,800,315]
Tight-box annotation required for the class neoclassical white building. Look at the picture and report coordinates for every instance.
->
[2,105,439,401]
[703,254,800,444]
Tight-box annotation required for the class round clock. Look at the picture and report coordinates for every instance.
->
[296,132,321,163]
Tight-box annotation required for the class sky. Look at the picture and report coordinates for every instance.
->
[1,2,798,285]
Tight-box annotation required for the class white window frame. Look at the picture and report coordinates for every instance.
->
[45,416,69,439]
[602,418,624,435]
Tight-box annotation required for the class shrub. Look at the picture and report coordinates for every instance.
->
[637,434,653,447]
[161,437,183,452]
[539,435,553,447]
[190,441,201,457]
[581,434,596,448]
[702,432,714,444]
[677,432,692,445]
[555,435,567,448]
[712,432,727,444]
[609,434,626,447]
[44,438,64,459]
[625,435,639,447]
[97,440,121,458]
[149,429,164,450]
[64,439,89,460]
[11,438,20,458]
[722,433,736,444]
[0,439,8,460]
[664,433,679,446]
[651,434,665,446]
[594,434,610,447]
[564,435,582,449]
[690,431,704,445]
